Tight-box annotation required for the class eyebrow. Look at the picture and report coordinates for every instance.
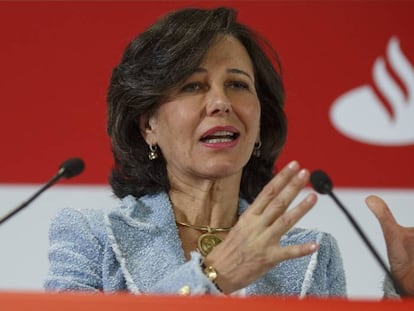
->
[193,67,253,81]
[227,68,253,81]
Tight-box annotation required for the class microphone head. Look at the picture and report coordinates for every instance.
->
[310,170,333,194]
[58,158,85,179]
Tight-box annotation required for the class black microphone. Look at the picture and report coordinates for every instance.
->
[310,170,407,297]
[0,157,85,225]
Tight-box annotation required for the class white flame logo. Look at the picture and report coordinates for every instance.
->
[330,37,414,146]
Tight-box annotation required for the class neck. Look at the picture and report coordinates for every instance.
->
[168,171,241,228]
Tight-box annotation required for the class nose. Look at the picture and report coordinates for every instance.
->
[206,87,232,116]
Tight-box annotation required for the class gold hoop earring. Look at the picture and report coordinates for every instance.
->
[148,144,159,160]
[253,141,262,157]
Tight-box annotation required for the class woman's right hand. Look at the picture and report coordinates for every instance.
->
[366,195,414,296]
[204,160,318,294]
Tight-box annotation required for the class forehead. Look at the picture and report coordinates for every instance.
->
[200,36,254,73]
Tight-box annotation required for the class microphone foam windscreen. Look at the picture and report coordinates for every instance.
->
[59,158,85,178]
[310,170,333,194]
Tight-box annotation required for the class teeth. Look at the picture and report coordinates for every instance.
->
[211,130,234,136]
[201,130,238,143]
[203,137,234,143]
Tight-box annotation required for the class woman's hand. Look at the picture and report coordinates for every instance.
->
[204,160,318,294]
[365,195,414,296]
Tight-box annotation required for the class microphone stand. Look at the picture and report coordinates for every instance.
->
[327,191,405,296]
[327,190,408,297]
[0,173,62,225]
[0,158,84,226]
[311,170,408,297]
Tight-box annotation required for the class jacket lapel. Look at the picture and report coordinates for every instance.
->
[104,193,316,296]
[105,193,186,293]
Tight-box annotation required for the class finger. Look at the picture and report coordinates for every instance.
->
[248,160,300,215]
[366,195,398,226]
[365,195,399,244]
[260,169,310,226]
[267,192,317,237]
[277,242,319,262]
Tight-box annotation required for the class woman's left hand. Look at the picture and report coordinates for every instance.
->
[202,161,318,294]
[366,195,414,296]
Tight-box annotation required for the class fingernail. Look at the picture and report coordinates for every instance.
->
[309,243,318,251]
[306,193,316,203]
[298,169,307,179]
[288,160,299,170]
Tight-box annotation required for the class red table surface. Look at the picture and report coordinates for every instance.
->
[0,292,413,311]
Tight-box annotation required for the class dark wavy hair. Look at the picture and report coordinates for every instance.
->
[107,7,287,203]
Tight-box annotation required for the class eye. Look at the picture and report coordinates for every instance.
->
[180,82,205,93]
[227,80,250,90]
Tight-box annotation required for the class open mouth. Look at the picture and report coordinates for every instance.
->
[200,130,240,143]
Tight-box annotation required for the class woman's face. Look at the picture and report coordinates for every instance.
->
[142,36,260,182]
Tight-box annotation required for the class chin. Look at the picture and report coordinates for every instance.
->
[199,163,243,180]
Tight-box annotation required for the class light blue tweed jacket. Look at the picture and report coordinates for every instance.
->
[44,192,347,296]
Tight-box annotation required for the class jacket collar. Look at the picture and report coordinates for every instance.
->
[105,193,186,293]
[104,192,304,295]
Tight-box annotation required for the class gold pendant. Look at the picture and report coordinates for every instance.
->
[197,232,222,256]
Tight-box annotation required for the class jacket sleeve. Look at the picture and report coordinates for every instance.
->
[44,208,104,291]
[324,233,347,296]
[382,275,401,298]
[305,232,347,296]
[45,208,222,295]
[149,251,223,295]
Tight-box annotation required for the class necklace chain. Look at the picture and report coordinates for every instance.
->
[170,196,237,256]
[175,220,234,256]
[175,220,233,232]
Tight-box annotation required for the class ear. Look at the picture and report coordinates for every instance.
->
[255,129,261,144]
[139,113,158,145]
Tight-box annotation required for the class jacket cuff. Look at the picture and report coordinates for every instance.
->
[383,275,401,299]
[150,251,223,295]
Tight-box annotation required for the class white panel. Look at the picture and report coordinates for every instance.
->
[0,185,413,299]
[295,188,414,299]
[0,185,117,291]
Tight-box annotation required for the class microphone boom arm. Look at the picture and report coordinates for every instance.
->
[310,169,408,297]
[0,173,61,225]
[0,157,84,226]
[328,191,407,297]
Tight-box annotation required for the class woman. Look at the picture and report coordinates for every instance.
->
[45,7,346,296]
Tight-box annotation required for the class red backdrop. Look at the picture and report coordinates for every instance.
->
[0,1,413,187]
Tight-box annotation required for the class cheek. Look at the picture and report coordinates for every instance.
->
[246,102,261,140]
[241,99,261,127]
[155,106,199,145]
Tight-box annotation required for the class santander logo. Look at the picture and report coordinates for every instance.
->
[330,37,414,146]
